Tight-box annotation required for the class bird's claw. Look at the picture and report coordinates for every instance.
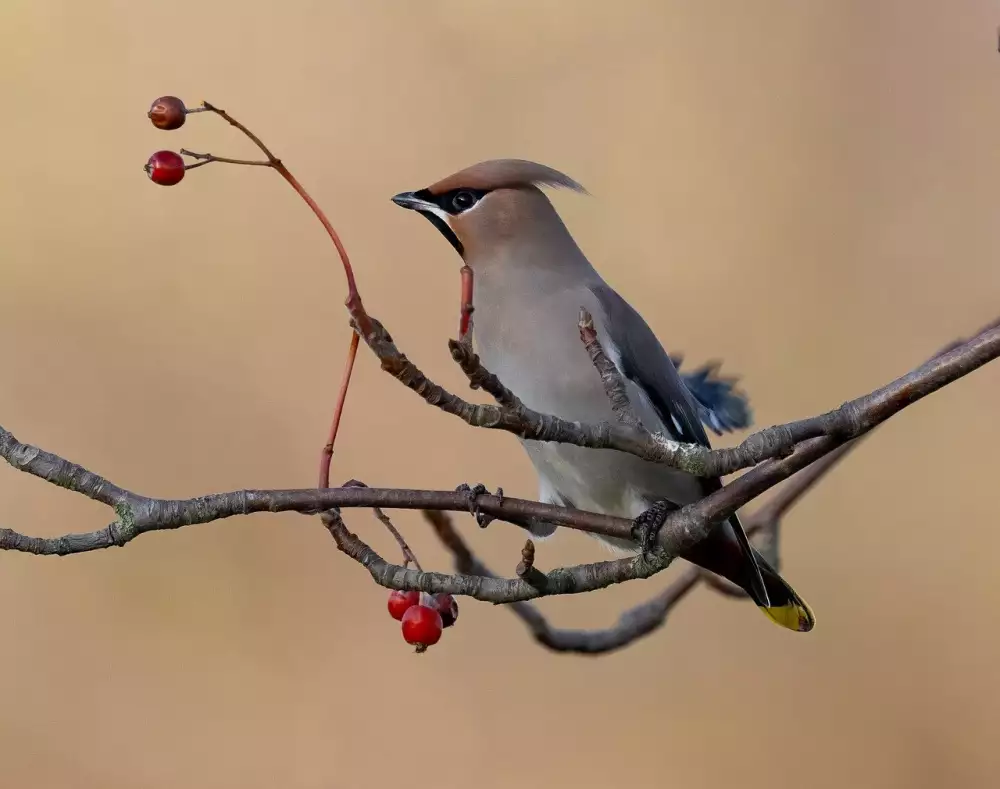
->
[630,499,677,558]
[456,482,499,528]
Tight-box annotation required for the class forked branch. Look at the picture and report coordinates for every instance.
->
[1,95,993,655]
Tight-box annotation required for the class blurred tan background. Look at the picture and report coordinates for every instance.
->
[1,1,999,787]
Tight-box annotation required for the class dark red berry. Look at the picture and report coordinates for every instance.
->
[144,151,185,186]
[401,605,443,650]
[148,96,187,130]
[387,590,420,621]
[432,593,459,628]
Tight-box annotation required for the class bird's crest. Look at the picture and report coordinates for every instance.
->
[426,159,587,196]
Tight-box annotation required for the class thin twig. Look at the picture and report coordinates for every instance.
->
[196,100,370,334]
[458,265,475,348]
[341,479,423,571]
[515,540,549,590]
[577,308,645,430]
[373,507,423,571]
[180,149,272,167]
[187,101,370,481]
[319,332,360,488]
[448,341,523,410]
[200,101,281,162]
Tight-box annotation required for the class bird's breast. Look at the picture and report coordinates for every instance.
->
[473,300,612,423]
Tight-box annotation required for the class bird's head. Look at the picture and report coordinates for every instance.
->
[391,158,586,266]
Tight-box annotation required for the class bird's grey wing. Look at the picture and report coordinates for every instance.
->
[590,282,770,605]
[669,354,753,436]
[590,283,713,449]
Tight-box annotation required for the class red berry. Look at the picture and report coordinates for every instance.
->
[401,604,443,650]
[144,151,186,186]
[387,590,420,621]
[148,96,187,130]
[432,593,459,628]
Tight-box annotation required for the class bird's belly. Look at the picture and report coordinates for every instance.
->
[522,438,702,520]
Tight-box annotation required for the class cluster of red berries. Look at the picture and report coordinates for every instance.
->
[387,589,459,652]
[144,96,189,186]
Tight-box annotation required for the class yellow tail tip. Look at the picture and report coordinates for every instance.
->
[759,601,815,632]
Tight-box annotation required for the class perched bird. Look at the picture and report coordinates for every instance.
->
[391,159,814,632]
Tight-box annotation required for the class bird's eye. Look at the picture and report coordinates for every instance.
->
[450,190,478,212]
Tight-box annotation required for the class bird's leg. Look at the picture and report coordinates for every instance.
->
[630,499,680,558]
[455,483,503,528]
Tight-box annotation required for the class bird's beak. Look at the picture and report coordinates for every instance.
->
[391,191,434,212]
[391,190,465,258]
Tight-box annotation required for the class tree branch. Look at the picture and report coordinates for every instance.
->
[0,425,852,605]
[116,95,1000,651]
[354,309,1000,480]
[423,509,702,654]
[323,506,670,603]
[1,316,995,621]
[421,436,858,652]
[417,316,999,649]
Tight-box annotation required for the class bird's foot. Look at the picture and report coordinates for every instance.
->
[455,483,502,528]
[630,499,678,558]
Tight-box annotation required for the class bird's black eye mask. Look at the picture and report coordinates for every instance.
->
[416,187,491,216]
[394,187,491,258]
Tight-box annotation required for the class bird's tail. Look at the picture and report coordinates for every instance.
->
[683,520,815,632]
[748,547,815,632]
